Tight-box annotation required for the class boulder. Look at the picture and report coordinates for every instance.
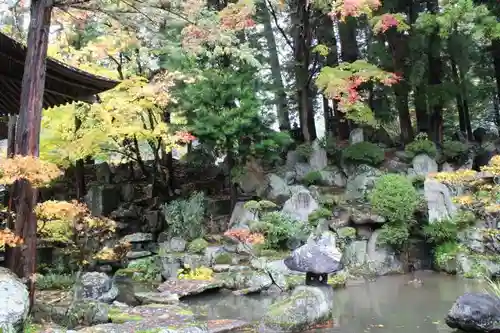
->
[85,185,121,216]
[349,206,386,225]
[228,202,258,228]
[446,292,500,333]
[344,165,381,200]
[65,300,109,329]
[424,179,457,223]
[157,279,224,298]
[349,128,364,145]
[76,272,118,304]
[411,154,438,176]
[366,230,404,276]
[318,168,347,187]
[281,189,319,223]
[260,286,334,332]
[0,267,29,333]
[263,174,291,204]
[284,231,343,274]
[309,141,328,171]
[121,233,153,243]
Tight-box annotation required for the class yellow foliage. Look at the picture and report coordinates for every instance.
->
[453,195,474,206]
[430,169,477,185]
[0,229,23,248]
[177,265,214,281]
[93,242,131,261]
[0,155,62,187]
[481,155,500,175]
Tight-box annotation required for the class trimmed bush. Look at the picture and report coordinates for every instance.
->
[342,142,384,166]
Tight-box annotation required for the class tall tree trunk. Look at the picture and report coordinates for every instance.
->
[9,0,53,310]
[259,0,290,131]
[292,0,316,142]
[7,115,17,157]
[426,0,444,146]
[337,16,359,139]
[315,11,339,138]
[384,0,414,144]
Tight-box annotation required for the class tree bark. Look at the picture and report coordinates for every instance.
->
[8,0,53,310]
[426,0,444,146]
[292,0,316,142]
[259,0,290,131]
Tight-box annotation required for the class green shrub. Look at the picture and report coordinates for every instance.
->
[124,256,162,282]
[422,220,458,244]
[36,273,76,290]
[434,241,460,268]
[377,223,410,249]
[369,174,419,223]
[302,171,322,186]
[258,212,307,250]
[244,200,277,216]
[162,192,206,241]
[214,252,232,265]
[308,207,333,228]
[187,238,209,254]
[296,143,313,161]
[405,134,437,158]
[441,140,469,163]
[318,194,338,209]
[342,142,385,166]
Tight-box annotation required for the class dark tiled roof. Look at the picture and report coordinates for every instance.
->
[0,32,119,115]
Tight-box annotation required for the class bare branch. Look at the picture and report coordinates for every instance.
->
[265,0,294,52]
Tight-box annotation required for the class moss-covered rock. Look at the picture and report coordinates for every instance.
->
[260,286,334,332]
[187,239,209,254]
[214,252,232,265]
[327,272,348,289]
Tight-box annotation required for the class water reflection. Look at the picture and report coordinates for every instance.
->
[186,271,486,333]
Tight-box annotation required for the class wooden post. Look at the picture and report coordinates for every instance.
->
[9,0,53,309]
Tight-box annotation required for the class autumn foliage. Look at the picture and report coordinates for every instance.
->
[0,155,62,187]
[224,228,265,245]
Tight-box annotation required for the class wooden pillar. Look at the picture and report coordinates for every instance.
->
[8,0,53,309]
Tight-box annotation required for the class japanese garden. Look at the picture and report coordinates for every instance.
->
[1,0,500,332]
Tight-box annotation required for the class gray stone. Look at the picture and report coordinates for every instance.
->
[229,201,257,228]
[442,162,455,172]
[366,230,404,275]
[411,154,438,176]
[170,237,187,252]
[349,128,364,145]
[76,272,118,304]
[260,286,334,332]
[284,231,343,274]
[0,268,29,332]
[144,210,161,233]
[134,292,180,304]
[286,150,300,170]
[424,179,457,223]
[120,183,135,202]
[294,163,313,182]
[96,162,112,183]
[126,251,152,259]
[265,173,291,204]
[309,140,328,171]
[343,240,368,266]
[85,185,121,216]
[344,165,381,200]
[446,292,500,333]
[122,232,153,243]
[66,300,109,328]
[318,168,347,187]
[349,206,386,225]
[281,189,319,223]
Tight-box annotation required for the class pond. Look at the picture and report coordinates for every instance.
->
[186,271,486,333]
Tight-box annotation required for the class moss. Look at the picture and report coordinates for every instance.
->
[108,308,143,323]
[302,171,322,186]
[187,238,209,254]
[214,252,232,265]
[328,273,348,289]
[285,275,304,289]
[337,227,356,239]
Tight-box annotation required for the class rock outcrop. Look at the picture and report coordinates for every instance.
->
[260,286,334,332]
[0,267,29,333]
[446,292,500,333]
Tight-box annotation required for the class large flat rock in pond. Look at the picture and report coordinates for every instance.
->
[208,319,252,333]
[80,304,206,332]
[157,279,223,298]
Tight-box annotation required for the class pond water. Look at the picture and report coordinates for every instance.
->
[186,271,487,333]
